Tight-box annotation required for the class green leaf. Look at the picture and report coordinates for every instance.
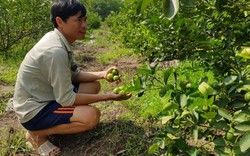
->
[141,0,154,12]
[214,146,231,155]
[189,97,206,109]
[163,68,173,85]
[163,102,178,112]
[181,109,191,118]
[214,137,226,146]
[237,85,250,92]
[135,0,143,15]
[192,126,198,142]
[148,143,159,155]
[233,113,248,123]
[132,76,142,90]
[235,122,250,131]
[215,0,228,11]
[167,133,178,140]
[228,85,239,94]
[240,132,250,152]
[176,138,189,151]
[229,101,246,109]
[182,0,196,7]
[201,112,217,119]
[207,96,214,106]
[223,75,237,85]
[162,115,174,124]
[180,94,187,108]
[236,47,250,59]
[159,87,167,97]
[218,108,232,121]
[162,0,179,20]
[211,120,228,129]
[191,110,199,121]
[186,148,199,156]
[136,69,151,75]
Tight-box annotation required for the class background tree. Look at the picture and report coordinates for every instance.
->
[0,0,52,59]
[84,0,124,21]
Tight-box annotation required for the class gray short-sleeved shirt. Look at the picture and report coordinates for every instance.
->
[13,29,80,123]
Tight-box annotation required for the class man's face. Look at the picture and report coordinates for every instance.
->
[59,11,87,43]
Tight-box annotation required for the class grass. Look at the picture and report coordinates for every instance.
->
[0,59,19,85]
[0,127,30,156]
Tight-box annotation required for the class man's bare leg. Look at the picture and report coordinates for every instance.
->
[26,105,101,148]
[26,81,101,148]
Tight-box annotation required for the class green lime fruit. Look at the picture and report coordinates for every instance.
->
[107,73,114,80]
[113,87,121,94]
[198,82,214,96]
[226,128,235,141]
[186,82,192,89]
[112,69,119,75]
[113,75,120,81]
[119,86,125,90]
[245,92,250,101]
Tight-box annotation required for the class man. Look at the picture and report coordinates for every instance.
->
[13,0,131,155]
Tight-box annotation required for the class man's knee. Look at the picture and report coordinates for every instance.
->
[72,106,101,131]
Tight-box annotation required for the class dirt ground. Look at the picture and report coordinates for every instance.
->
[0,42,158,156]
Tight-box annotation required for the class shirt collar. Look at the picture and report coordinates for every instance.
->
[54,28,73,52]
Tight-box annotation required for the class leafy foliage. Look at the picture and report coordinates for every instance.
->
[126,52,250,155]
[106,0,250,74]
[0,0,52,59]
[107,0,250,155]
[86,11,102,29]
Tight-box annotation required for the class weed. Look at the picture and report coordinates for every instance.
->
[0,126,30,156]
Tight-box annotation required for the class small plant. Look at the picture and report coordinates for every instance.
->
[0,127,30,155]
[125,47,250,155]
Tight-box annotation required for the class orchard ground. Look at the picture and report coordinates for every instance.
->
[0,27,165,156]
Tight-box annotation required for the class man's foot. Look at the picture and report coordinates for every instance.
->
[37,140,61,156]
[26,132,61,156]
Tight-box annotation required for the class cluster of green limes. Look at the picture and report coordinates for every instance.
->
[113,85,127,99]
[107,69,120,81]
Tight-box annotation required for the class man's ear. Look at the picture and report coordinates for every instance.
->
[55,17,64,28]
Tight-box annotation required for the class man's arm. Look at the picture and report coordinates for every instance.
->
[74,66,117,83]
[73,92,132,105]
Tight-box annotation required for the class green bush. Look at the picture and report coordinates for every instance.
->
[87,12,102,29]
[84,0,124,21]
[107,0,250,75]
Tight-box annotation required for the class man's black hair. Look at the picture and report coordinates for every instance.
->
[51,0,87,28]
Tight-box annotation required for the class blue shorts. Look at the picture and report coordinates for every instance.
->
[21,83,79,131]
